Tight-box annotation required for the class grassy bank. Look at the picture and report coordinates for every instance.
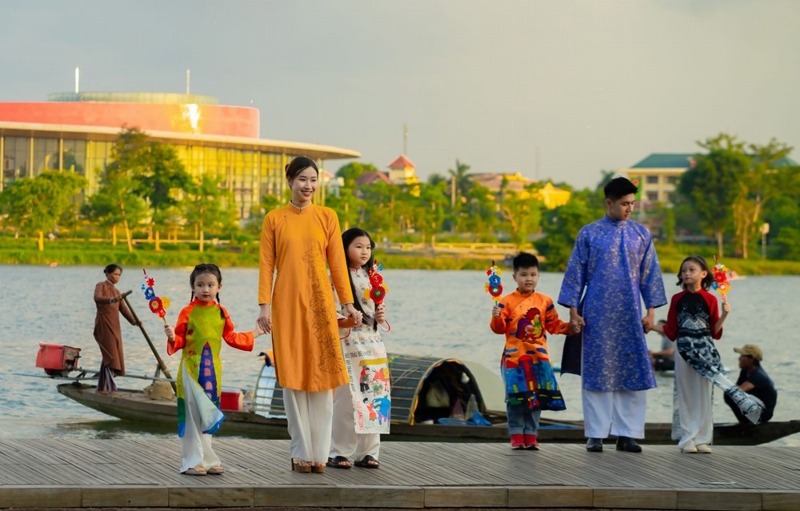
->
[1,237,798,274]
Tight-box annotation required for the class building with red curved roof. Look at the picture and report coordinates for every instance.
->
[0,92,359,218]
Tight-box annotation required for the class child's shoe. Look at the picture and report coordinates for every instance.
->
[524,434,540,450]
[696,444,712,454]
[510,434,525,450]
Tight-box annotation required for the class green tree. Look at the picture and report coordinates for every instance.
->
[85,171,148,250]
[0,171,86,250]
[677,134,745,257]
[185,175,238,252]
[461,184,498,241]
[135,137,191,250]
[336,162,378,189]
[96,128,191,251]
[416,181,449,244]
[534,191,602,270]
[763,191,800,259]
[732,139,794,258]
[447,159,472,211]
[326,187,364,231]
[498,188,542,248]
[359,181,398,237]
[87,129,151,251]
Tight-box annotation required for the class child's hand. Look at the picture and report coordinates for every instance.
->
[164,324,175,341]
[492,304,501,318]
[568,322,581,335]
[338,315,358,328]
[254,321,267,338]
[344,303,363,327]
[375,304,387,324]
[721,302,732,316]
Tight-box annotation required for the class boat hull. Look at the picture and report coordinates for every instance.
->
[56,383,799,445]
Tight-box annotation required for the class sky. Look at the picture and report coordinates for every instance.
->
[2,0,799,189]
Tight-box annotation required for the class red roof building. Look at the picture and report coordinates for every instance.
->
[386,154,419,185]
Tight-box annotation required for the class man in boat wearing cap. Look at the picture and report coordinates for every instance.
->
[724,344,777,424]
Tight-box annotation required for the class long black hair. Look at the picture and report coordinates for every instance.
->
[189,263,225,318]
[342,227,378,331]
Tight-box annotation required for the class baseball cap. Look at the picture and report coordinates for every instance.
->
[733,344,763,362]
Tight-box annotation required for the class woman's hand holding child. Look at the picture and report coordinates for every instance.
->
[343,303,363,328]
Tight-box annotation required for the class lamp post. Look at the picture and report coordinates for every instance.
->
[760,222,770,259]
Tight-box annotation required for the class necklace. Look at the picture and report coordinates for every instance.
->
[289,200,311,210]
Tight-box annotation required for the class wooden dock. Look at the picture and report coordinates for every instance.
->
[0,438,799,510]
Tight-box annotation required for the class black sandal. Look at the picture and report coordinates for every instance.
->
[326,456,352,469]
[354,455,380,469]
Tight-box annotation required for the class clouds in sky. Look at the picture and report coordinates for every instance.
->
[2,0,798,188]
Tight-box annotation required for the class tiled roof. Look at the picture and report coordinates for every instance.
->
[356,171,392,186]
[631,152,797,169]
[387,154,416,169]
[631,153,695,169]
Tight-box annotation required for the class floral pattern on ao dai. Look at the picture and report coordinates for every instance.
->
[338,267,391,434]
[558,216,667,392]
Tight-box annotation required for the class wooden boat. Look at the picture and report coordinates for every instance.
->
[54,353,800,445]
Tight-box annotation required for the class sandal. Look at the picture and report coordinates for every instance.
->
[311,462,326,474]
[354,455,380,469]
[207,465,224,475]
[326,456,352,469]
[183,465,207,476]
[290,458,312,473]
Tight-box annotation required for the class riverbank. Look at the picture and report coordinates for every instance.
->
[1,237,798,274]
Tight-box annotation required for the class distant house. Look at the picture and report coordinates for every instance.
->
[387,154,420,185]
[621,153,693,210]
[323,169,344,197]
[469,172,571,209]
[356,171,392,186]
[470,171,531,195]
[622,152,798,211]
[533,182,571,209]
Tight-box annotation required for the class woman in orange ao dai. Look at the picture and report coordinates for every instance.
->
[256,156,362,474]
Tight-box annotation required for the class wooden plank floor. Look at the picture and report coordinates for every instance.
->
[0,438,799,510]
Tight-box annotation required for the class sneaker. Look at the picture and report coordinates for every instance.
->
[696,444,712,454]
[681,444,699,454]
[524,434,540,450]
[510,434,525,450]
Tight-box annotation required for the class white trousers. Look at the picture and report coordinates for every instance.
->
[330,383,380,461]
[284,388,333,464]
[582,389,647,439]
[179,372,221,473]
[675,352,713,449]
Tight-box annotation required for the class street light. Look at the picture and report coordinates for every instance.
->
[760,222,770,259]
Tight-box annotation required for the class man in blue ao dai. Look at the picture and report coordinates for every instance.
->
[558,177,667,453]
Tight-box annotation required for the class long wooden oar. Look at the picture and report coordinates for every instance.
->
[121,291,177,393]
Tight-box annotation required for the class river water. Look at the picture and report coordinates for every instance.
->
[2,265,797,445]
